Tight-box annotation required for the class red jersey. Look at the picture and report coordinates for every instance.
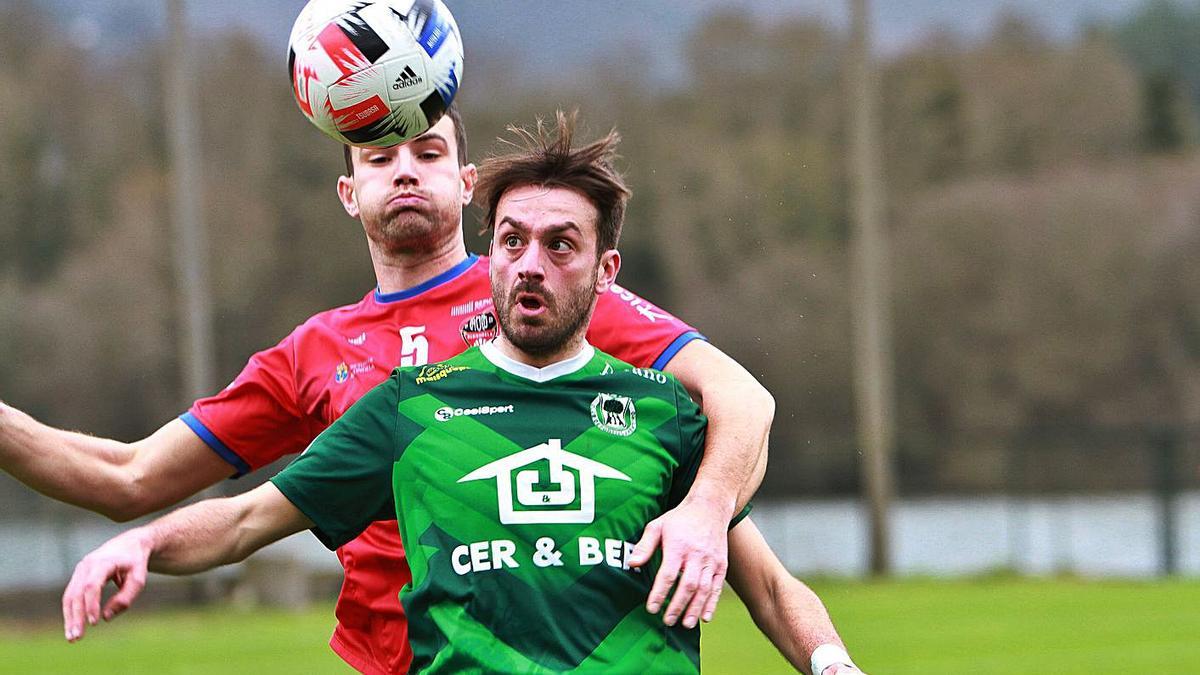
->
[182,255,701,675]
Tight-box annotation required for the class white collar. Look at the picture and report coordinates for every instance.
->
[479,340,595,383]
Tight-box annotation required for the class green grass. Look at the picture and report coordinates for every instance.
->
[3,578,1200,673]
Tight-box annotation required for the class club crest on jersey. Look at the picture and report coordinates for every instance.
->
[590,394,636,436]
[334,362,350,384]
[459,439,631,524]
[459,310,498,347]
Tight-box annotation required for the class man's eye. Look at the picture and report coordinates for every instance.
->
[504,235,522,247]
[548,240,571,252]
[419,151,441,160]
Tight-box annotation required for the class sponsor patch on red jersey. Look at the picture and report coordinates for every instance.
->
[459,310,498,346]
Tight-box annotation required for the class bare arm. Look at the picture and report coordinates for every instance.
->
[665,339,772,513]
[62,482,310,641]
[0,402,231,521]
[728,518,861,675]
[629,339,774,627]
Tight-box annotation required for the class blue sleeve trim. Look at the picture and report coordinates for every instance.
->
[180,412,252,478]
[651,331,706,371]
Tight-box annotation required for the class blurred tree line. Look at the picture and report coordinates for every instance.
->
[1,0,1199,506]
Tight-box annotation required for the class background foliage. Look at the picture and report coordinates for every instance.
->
[1,1,1199,505]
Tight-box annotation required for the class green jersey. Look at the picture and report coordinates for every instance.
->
[272,342,726,673]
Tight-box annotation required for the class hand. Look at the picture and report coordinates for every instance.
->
[62,529,153,642]
[627,494,731,628]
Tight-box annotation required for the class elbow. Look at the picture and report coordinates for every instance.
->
[710,368,774,425]
[100,494,155,523]
[98,469,162,523]
[748,384,773,485]
[742,379,775,441]
[730,369,774,425]
[755,384,776,425]
[104,504,151,524]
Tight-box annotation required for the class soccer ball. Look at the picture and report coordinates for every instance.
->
[287,0,463,147]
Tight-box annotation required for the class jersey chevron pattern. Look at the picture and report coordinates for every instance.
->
[273,344,709,673]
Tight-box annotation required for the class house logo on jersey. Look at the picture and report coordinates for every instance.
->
[590,394,637,436]
[458,439,630,524]
[459,310,498,347]
[334,362,350,384]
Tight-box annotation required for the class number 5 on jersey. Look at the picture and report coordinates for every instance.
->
[400,326,429,367]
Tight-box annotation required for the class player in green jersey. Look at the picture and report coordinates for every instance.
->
[62,112,864,675]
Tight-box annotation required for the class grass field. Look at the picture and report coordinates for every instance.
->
[2,577,1200,673]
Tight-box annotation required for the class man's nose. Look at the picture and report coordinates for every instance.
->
[392,150,419,186]
[516,243,545,281]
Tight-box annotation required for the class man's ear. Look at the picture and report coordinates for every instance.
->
[336,175,360,219]
[460,162,478,206]
[595,249,620,294]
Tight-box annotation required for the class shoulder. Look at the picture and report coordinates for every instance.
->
[593,350,702,420]
[231,292,377,373]
[587,350,685,398]
[289,289,380,338]
[593,282,674,322]
[394,347,491,388]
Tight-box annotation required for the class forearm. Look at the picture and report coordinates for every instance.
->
[748,576,845,673]
[729,519,851,675]
[692,384,772,514]
[142,486,308,575]
[0,403,231,521]
[664,341,774,517]
[0,402,139,515]
[62,483,312,641]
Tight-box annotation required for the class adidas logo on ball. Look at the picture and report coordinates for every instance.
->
[392,66,424,90]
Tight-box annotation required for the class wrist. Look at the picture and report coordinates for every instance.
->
[128,525,160,561]
[681,481,738,520]
[810,644,855,675]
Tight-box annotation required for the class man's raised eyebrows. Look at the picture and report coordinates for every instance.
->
[497,216,583,235]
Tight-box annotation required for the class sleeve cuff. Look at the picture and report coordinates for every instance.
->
[651,331,706,370]
[729,502,753,530]
[179,412,252,478]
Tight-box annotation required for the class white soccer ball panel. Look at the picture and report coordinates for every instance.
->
[326,65,387,110]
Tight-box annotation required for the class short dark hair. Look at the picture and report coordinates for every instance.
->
[474,110,628,256]
[342,104,468,176]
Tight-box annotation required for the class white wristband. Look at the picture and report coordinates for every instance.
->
[810,643,855,675]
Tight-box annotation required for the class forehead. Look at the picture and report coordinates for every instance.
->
[495,185,599,235]
[351,114,458,163]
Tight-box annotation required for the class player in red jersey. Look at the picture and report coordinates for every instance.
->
[0,108,773,674]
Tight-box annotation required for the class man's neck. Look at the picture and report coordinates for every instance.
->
[370,234,469,295]
[491,334,589,369]
[482,338,594,383]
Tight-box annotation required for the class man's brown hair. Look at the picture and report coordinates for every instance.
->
[342,104,468,176]
[475,110,629,256]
